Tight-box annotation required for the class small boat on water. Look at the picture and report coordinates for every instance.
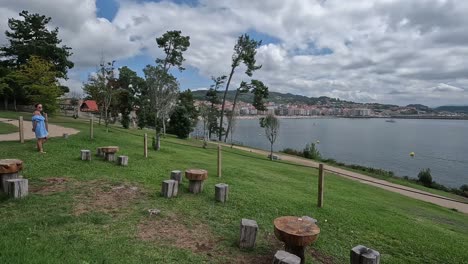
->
[385,119,396,123]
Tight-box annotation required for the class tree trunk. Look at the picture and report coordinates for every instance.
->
[270,142,274,160]
[219,66,236,141]
[3,96,7,110]
[162,115,166,136]
[224,88,240,142]
[13,96,17,111]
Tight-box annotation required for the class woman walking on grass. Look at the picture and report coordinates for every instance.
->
[32,103,48,153]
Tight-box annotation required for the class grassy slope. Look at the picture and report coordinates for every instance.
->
[0,121,18,134]
[0,113,467,264]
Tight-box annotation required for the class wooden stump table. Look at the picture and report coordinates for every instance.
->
[100,146,119,162]
[185,169,208,194]
[274,216,321,264]
[0,159,23,194]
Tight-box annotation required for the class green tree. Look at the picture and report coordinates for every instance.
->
[12,56,61,113]
[219,34,262,140]
[147,30,190,150]
[225,79,268,141]
[303,142,321,160]
[167,90,198,139]
[116,66,144,128]
[417,168,433,187]
[260,114,280,160]
[0,66,13,110]
[83,60,119,129]
[0,10,73,79]
[206,75,225,139]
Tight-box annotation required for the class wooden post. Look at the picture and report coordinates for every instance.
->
[6,179,28,199]
[18,116,24,143]
[170,170,182,184]
[217,144,222,177]
[350,245,380,264]
[161,180,178,198]
[44,113,49,132]
[90,115,94,140]
[81,150,91,161]
[118,156,128,166]
[215,183,229,203]
[239,218,258,249]
[318,164,324,208]
[144,133,148,158]
[273,250,301,264]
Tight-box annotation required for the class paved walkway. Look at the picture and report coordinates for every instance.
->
[0,117,79,141]
[220,143,468,214]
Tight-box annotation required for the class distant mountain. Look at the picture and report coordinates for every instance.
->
[406,104,432,112]
[191,89,398,108]
[435,106,468,113]
[192,90,348,105]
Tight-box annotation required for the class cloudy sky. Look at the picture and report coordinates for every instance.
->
[1,0,467,106]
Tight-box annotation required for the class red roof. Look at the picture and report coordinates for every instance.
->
[80,100,99,112]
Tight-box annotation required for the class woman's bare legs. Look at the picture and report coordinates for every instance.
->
[37,138,46,153]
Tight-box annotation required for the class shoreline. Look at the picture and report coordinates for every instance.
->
[234,115,468,120]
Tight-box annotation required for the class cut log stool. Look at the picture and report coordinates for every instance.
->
[161,179,178,198]
[100,146,119,162]
[185,169,208,194]
[6,179,28,198]
[81,150,91,161]
[239,218,258,249]
[118,156,129,166]
[274,216,321,264]
[215,183,229,203]
[0,159,23,194]
[170,170,182,184]
[350,245,380,264]
[273,250,301,264]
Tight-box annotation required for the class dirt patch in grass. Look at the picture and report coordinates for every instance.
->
[30,177,71,194]
[310,248,337,264]
[138,214,218,253]
[233,255,272,264]
[73,181,141,216]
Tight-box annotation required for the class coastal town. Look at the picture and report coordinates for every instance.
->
[194,99,468,119]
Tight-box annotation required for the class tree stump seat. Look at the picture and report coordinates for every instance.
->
[239,218,258,249]
[118,156,128,166]
[100,146,119,162]
[215,183,229,203]
[0,159,23,194]
[6,178,28,198]
[81,150,91,161]
[274,216,321,264]
[185,169,208,194]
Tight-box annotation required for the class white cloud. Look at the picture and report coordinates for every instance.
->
[1,0,468,106]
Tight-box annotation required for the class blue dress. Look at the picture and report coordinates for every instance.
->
[32,115,48,139]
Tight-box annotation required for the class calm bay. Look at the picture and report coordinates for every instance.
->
[216,118,468,188]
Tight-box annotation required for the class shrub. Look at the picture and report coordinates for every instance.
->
[303,143,321,160]
[417,168,433,187]
[281,148,304,157]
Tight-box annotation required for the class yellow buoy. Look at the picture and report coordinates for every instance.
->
[410,152,415,157]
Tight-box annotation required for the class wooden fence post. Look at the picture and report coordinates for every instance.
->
[318,164,324,208]
[90,115,94,140]
[144,133,148,158]
[217,144,222,177]
[18,116,24,143]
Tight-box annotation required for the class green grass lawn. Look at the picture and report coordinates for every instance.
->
[1,113,467,264]
[0,121,18,134]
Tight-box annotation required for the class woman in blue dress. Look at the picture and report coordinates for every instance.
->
[32,103,48,153]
